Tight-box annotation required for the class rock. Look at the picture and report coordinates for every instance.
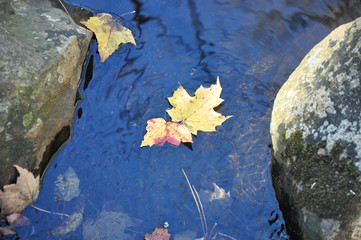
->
[270,17,361,239]
[0,0,92,188]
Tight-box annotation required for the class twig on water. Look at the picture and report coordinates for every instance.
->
[182,169,208,239]
[182,169,239,240]
[208,223,217,240]
[31,205,69,217]
[120,10,136,17]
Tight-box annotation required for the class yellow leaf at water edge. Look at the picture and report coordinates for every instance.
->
[81,13,136,62]
[0,165,40,218]
[166,77,232,135]
[141,118,193,147]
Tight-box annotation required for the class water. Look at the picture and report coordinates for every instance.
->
[12,0,361,239]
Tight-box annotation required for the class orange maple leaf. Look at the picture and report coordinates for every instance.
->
[145,227,171,240]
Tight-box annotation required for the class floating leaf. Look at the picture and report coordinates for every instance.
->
[145,227,171,240]
[141,118,192,147]
[167,77,232,135]
[81,13,136,62]
[0,165,40,218]
[141,77,231,147]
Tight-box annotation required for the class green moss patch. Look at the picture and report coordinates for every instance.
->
[282,131,361,221]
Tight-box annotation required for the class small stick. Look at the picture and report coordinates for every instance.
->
[182,169,207,238]
[120,10,136,17]
[31,205,69,217]
[208,223,217,240]
[115,10,136,22]
[193,185,208,236]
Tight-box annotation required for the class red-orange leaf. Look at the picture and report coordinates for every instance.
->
[145,227,170,240]
[140,118,192,147]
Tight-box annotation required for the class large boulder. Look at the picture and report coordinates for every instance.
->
[0,0,92,187]
[271,17,361,239]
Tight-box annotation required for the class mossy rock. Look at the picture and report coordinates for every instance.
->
[271,17,361,239]
[0,0,92,188]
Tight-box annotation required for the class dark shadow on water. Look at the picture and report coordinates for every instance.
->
[35,126,70,178]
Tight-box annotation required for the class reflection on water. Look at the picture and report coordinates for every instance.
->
[15,0,361,239]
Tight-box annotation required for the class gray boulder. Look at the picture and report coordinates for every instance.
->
[271,17,361,239]
[0,0,92,188]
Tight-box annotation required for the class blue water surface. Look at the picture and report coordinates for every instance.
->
[16,0,361,239]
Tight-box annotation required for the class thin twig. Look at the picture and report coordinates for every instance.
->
[193,185,208,236]
[115,10,136,22]
[208,223,217,240]
[120,10,136,17]
[182,169,207,238]
[31,205,69,217]
[57,0,76,26]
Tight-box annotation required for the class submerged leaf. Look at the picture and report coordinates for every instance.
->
[167,77,232,135]
[141,118,192,147]
[207,183,231,202]
[83,208,136,240]
[55,167,80,201]
[54,210,83,236]
[0,165,40,218]
[81,13,136,62]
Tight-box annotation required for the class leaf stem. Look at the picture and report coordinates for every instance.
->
[120,10,136,17]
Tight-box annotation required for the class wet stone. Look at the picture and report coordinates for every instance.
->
[271,17,361,239]
[0,0,92,188]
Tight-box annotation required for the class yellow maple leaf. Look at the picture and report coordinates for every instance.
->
[0,165,40,217]
[141,118,192,147]
[81,13,136,62]
[166,77,232,135]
